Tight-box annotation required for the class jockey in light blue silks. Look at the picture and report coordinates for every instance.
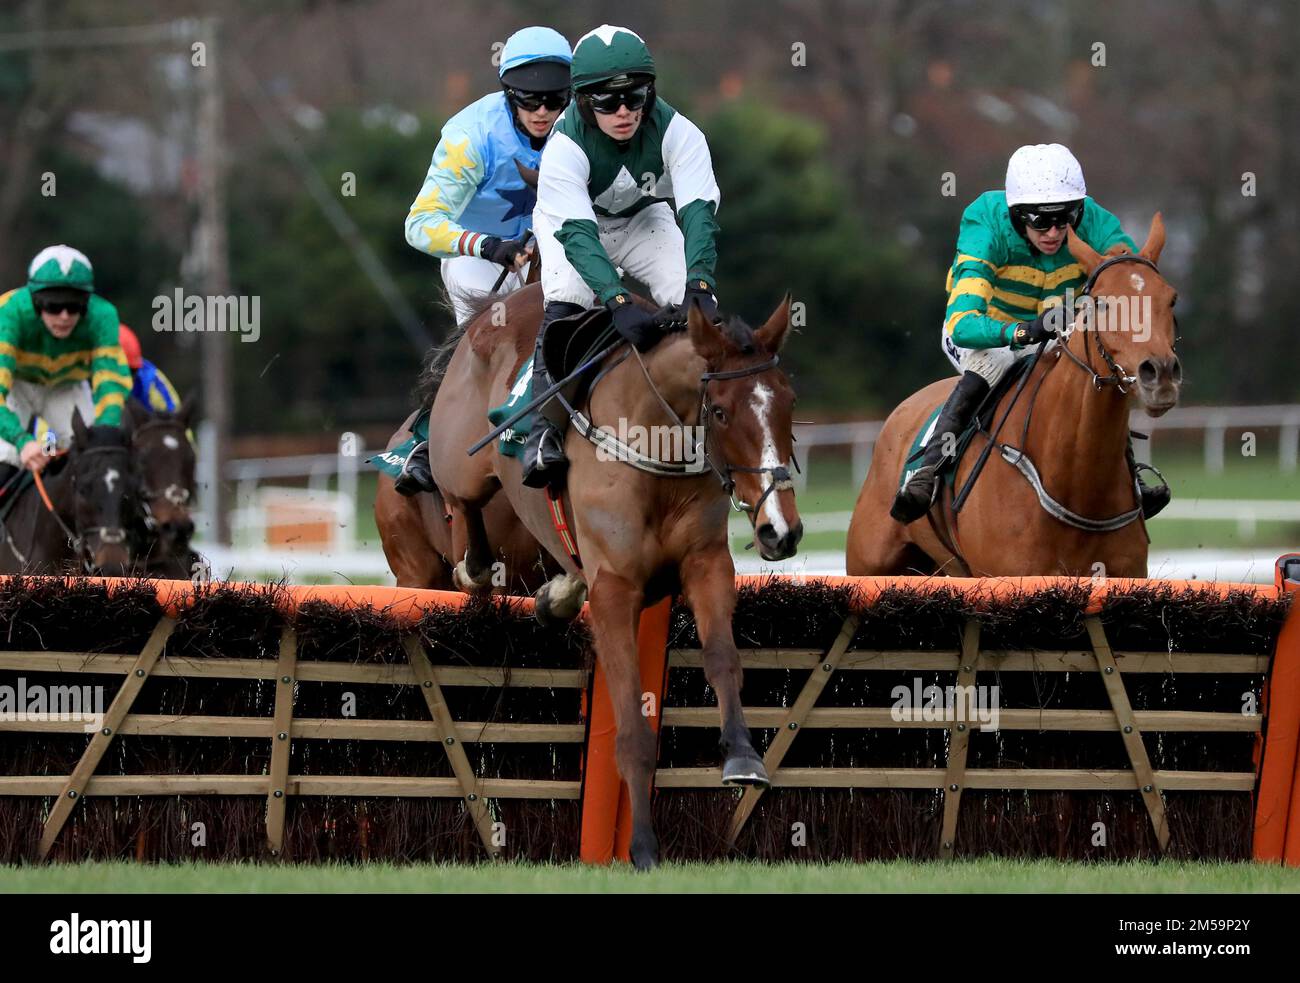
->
[395,26,572,496]
[403,25,572,327]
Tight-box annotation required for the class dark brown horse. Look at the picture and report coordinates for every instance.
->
[847,215,1178,578]
[374,407,557,593]
[427,284,802,868]
[0,409,136,575]
[126,397,199,578]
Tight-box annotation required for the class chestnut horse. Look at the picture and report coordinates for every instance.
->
[847,215,1178,577]
[374,407,557,593]
[427,284,802,868]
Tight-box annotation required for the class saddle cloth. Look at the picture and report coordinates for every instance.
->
[368,407,430,478]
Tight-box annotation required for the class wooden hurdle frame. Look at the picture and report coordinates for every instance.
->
[587,569,1300,864]
[3,566,1300,865]
[0,581,588,861]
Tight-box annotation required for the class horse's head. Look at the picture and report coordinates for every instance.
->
[687,298,803,561]
[68,407,137,575]
[1066,214,1181,416]
[126,397,198,553]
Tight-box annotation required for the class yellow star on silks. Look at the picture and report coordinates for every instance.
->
[408,186,450,219]
[422,220,461,255]
[436,137,477,180]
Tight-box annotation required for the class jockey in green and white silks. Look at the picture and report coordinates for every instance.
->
[394,26,571,497]
[891,144,1170,524]
[0,246,131,487]
[521,24,723,488]
[403,26,572,328]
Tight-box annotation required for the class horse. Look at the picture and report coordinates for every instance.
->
[0,408,137,576]
[374,407,558,593]
[427,283,802,868]
[847,214,1178,578]
[124,396,200,578]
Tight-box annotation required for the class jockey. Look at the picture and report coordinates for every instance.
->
[403,25,572,327]
[0,245,131,487]
[520,24,722,487]
[395,25,571,497]
[891,143,1171,524]
[118,322,182,413]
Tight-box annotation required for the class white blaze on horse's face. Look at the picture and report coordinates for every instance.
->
[104,468,119,494]
[748,382,789,539]
[163,435,180,450]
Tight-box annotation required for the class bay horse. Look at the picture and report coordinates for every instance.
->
[374,407,558,593]
[847,214,1178,578]
[125,397,200,579]
[0,409,137,576]
[427,284,802,868]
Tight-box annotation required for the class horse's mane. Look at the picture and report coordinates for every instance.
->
[82,424,130,450]
[414,283,537,407]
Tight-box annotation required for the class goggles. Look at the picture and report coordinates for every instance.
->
[585,84,651,115]
[508,88,570,112]
[1015,201,1084,232]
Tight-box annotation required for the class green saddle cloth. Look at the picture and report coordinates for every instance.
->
[368,408,431,478]
[486,359,535,460]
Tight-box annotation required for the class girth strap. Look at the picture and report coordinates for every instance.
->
[999,444,1141,533]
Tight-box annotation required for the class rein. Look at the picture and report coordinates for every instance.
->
[967,253,1166,534]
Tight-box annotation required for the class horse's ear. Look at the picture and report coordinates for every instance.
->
[515,158,539,190]
[124,397,147,427]
[688,301,727,364]
[1139,212,1166,264]
[754,294,792,354]
[178,394,198,429]
[71,407,89,448]
[1066,225,1104,275]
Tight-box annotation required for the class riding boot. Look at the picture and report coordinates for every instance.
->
[1127,434,1171,519]
[521,301,585,489]
[392,439,435,497]
[890,370,989,524]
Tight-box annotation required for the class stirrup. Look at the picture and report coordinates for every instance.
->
[522,426,568,489]
[393,440,433,497]
[890,465,940,524]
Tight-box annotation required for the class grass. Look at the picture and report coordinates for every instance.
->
[3,858,1298,894]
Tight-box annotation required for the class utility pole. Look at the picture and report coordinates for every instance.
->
[193,16,232,544]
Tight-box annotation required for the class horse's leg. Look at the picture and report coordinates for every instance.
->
[534,573,587,625]
[375,476,446,588]
[680,547,768,785]
[452,502,497,592]
[586,568,659,869]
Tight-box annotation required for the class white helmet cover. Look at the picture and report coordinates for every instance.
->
[1005,144,1086,207]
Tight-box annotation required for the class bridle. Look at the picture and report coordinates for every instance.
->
[29,444,134,573]
[566,336,796,529]
[1056,253,1163,394]
[131,418,195,533]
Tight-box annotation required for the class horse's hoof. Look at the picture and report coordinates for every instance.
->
[452,559,492,593]
[722,755,770,787]
[535,574,586,626]
[630,831,659,871]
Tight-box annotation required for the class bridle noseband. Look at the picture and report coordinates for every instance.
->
[1057,253,1164,394]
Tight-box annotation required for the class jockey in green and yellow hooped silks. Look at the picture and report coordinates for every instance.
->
[396,25,572,496]
[890,143,1171,524]
[0,245,131,490]
[521,24,723,487]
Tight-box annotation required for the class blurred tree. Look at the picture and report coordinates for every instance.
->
[706,99,943,413]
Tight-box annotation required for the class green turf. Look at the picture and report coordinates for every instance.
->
[3,858,1298,894]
